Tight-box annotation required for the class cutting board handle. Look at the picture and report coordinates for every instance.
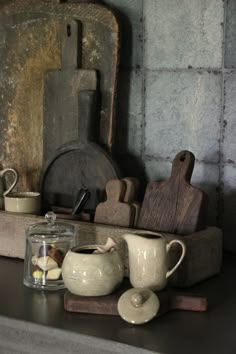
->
[78,90,98,143]
[170,150,195,183]
[61,19,82,69]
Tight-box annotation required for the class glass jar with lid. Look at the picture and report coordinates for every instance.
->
[23,212,75,290]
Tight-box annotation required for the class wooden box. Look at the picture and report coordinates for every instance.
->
[0,211,223,287]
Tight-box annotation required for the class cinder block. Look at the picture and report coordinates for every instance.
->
[144,71,222,162]
[223,164,236,252]
[225,0,236,68]
[144,0,224,69]
[223,72,236,163]
[115,69,143,156]
[102,0,143,69]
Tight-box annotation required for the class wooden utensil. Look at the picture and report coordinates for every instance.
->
[41,91,121,212]
[64,287,208,317]
[94,179,135,227]
[43,19,97,163]
[137,150,208,235]
[122,177,141,227]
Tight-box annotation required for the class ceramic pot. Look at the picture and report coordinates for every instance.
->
[62,245,124,296]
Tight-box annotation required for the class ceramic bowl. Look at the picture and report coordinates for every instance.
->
[62,245,124,296]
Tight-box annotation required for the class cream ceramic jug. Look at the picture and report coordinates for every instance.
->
[123,231,186,291]
[0,168,19,210]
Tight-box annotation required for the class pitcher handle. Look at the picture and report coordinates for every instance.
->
[166,239,186,279]
[1,168,19,196]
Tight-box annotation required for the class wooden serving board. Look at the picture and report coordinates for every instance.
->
[0,1,119,191]
[137,151,208,235]
[41,91,121,212]
[64,286,208,317]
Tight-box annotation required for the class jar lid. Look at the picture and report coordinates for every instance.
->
[117,288,160,324]
[26,211,75,236]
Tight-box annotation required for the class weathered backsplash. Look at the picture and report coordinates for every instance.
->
[101,0,236,253]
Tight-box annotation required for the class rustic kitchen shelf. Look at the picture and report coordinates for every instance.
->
[0,210,222,288]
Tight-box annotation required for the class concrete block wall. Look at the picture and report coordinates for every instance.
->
[101,0,236,252]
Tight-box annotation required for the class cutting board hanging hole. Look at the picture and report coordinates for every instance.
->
[180,154,186,162]
[67,24,71,37]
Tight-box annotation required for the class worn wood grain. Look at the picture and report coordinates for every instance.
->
[43,19,97,163]
[137,151,208,235]
[94,179,135,227]
[42,91,121,211]
[0,210,222,287]
[0,1,119,191]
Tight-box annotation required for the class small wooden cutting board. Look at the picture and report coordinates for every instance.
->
[94,179,135,227]
[137,151,208,235]
[122,177,141,227]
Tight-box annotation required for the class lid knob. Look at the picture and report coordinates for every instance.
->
[131,292,144,307]
[45,211,56,226]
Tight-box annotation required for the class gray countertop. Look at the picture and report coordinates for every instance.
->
[0,255,235,354]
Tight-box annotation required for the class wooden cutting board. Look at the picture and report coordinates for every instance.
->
[43,19,97,164]
[0,1,119,191]
[137,151,208,235]
[41,90,121,212]
[64,286,208,317]
[122,177,141,227]
[94,179,135,227]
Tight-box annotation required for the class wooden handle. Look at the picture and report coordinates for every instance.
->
[170,150,195,183]
[170,294,208,312]
[78,90,98,142]
[61,19,82,69]
[106,179,126,202]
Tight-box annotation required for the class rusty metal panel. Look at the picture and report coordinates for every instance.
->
[0,0,119,191]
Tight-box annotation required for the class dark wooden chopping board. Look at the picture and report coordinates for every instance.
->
[43,19,97,164]
[41,90,121,212]
[137,151,208,235]
[64,286,208,317]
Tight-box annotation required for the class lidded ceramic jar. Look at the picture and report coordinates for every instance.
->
[23,212,75,290]
[62,244,124,296]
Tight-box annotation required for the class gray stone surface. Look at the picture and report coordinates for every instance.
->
[223,71,236,163]
[102,0,143,69]
[144,0,224,69]
[144,70,222,162]
[144,159,219,226]
[0,316,156,354]
[115,69,143,156]
[225,0,236,68]
[223,164,236,252]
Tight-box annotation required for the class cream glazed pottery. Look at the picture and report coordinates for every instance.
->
[0,168,18,209]
[117,287,160,324]
[62,244,124,296]
[123,231,186,291]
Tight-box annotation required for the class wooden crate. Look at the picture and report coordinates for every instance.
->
[0,211,223,287]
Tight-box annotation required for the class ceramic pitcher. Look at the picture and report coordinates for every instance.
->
[123,231,186,291]
[0,168,19,209]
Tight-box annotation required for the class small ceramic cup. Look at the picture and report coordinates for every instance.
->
[4,192,41,215]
